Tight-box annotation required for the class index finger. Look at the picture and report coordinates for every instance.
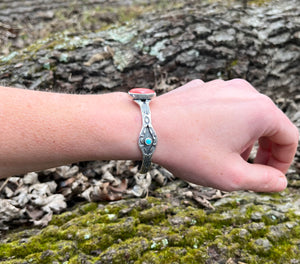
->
[255,111,299,173]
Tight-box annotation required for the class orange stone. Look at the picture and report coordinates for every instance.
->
[129,88,155,94]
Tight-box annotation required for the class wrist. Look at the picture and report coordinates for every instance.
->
[150,94,184,169]
[150,96,168,166]
[91,92,142,161]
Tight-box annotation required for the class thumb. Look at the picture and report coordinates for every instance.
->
[229,156,287,192]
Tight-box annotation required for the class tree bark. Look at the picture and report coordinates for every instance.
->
[1,0,299,99]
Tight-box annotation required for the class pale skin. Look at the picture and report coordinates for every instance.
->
[0,79,298,192]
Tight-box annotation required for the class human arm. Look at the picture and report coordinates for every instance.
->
[0,79,298,193]
[0,86,142,178]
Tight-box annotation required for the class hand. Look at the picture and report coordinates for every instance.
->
[151,79,299,192]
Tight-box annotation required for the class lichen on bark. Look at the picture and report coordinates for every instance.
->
[2,188,300,263]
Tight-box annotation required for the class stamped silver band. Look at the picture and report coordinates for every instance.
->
[129,89,157,174]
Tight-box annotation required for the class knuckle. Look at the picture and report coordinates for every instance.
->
[229,78,250,87]
[230,78,249,85]
[189,79,204,86]
[228,78,257,92]
[260,94,275,105]
[256,94,277,114]
[209,79,225,86]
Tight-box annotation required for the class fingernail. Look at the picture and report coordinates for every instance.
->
[277,174,287,190]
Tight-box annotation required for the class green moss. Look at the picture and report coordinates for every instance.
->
[166,233,185,247]
[245,222,268,238]
[244,204,265,218]
[0,244,12,258]
[2,190,300,263]
[128,208,139,218]
[22,240,78,263]
[95,237,149,264]
[173,206,207,227]
[184,224,222,248]
[50,210,80,226]
[139,205,169,224]
[101,203,129,216]
[103,216,138,240]
[248,238,272,256]
[77,202,98,213]
[207,208,247,227]
[227,227,251,243]
[248,0,272,6]
[6,239,49,259]
[269,243,299,261]
[68,253,94,264]
[136,224,169,239]
[136,247,208,264]
[79,233,114,253]
[180,248,209,264]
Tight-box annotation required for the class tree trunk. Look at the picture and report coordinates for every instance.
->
[1,0,299,97]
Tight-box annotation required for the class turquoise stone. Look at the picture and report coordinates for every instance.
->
[145,138,152,145]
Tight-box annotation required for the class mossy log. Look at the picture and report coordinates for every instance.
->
[2,186,300,263]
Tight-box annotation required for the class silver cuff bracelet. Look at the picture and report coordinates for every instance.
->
[128,88,157,174]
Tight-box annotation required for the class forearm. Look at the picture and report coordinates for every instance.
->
[0,87,141,178]
[1,78,297,193]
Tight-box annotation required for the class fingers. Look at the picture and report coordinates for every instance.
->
[230,95,297,192]
[256,110,299,174]
[268,124,298,168]
[226,155,287,192]
[254,137,296,174]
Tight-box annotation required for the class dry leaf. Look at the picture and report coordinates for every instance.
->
[23,172,39,185]
[33,212,53,227]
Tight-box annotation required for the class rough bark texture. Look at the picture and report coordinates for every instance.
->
[1,0,299,98]
[0,0,181,55]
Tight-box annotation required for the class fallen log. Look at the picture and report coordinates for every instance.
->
[0,0,299,98]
